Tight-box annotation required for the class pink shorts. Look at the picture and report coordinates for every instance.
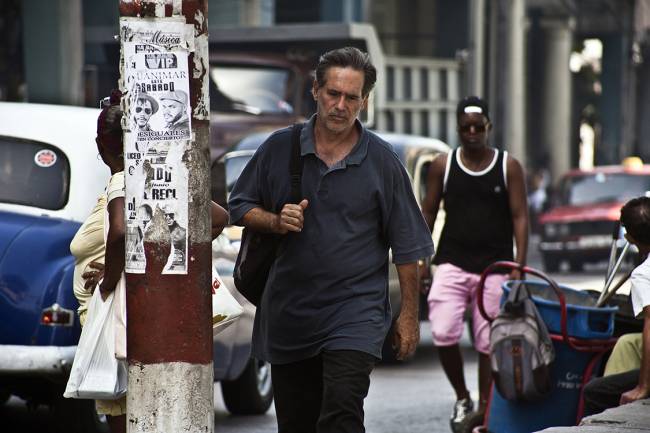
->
[427,263,508,354]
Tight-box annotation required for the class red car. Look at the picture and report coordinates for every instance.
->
[538,161,650,272]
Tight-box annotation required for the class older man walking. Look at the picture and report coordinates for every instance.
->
[228,47,434,433]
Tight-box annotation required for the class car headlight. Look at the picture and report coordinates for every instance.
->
[544,223,557,237]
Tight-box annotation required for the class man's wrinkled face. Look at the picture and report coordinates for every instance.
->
[162,99,184,124]
[312,66,368,134]
[457,113,491,149]
[134,99,153,128]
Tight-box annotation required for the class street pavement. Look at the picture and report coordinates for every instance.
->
[365,324,480,433]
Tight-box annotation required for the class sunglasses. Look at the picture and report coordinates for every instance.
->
[459,124,488,133]
[135,107,152,114]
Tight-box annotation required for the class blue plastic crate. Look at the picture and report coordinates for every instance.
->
[502,280,617,339]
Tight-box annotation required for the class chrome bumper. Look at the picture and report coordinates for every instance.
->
[0,345,76,375]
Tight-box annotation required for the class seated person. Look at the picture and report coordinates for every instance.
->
[582,196,650,416]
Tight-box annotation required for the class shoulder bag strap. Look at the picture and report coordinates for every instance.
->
[289,123,304,204]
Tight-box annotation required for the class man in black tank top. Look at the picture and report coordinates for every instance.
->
[421,96,529,432]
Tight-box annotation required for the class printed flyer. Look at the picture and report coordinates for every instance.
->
[121,18,191,274]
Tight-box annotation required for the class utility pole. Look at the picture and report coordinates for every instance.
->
[119,1,213,432]
[487,0,527,167]
[468,0,486,97]
[503,0,526,169]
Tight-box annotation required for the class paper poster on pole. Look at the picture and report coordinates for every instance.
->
[121,18,191,275]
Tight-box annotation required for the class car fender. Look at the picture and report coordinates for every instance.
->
[0,213,81,347]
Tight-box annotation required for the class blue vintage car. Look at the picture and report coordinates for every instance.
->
[0,102,109,431]
[0,102,271,432]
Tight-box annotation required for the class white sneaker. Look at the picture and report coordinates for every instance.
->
[450,397,474,433]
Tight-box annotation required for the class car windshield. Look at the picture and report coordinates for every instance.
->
[225,153,253,194]
[560,172,650,206]
[210,65,294,115]
[0,136,70,209]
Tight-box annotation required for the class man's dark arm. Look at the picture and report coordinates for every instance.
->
[507,156,529,278]
[420,154,446,233]
[418,154,446,289]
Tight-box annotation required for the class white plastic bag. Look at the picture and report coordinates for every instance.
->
[64,288,127,400]
[212,265,244,335]
[113,274,127,360]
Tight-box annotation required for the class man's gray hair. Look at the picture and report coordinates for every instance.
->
[315,47,377,97]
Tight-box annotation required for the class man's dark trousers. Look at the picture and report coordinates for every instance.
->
[271,349,377,433]
[582,369,640,417]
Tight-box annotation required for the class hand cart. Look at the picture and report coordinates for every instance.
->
[471,261,618,433]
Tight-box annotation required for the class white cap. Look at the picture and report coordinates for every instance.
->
[464,105,484,115]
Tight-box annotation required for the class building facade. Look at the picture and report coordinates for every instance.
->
[2,0,649,177]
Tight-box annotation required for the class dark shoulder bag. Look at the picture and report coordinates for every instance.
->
[233,124,303,306]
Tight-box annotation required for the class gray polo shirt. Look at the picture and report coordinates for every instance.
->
[229,116,434,364]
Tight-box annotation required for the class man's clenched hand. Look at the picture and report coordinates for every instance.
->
[274,199,309,234]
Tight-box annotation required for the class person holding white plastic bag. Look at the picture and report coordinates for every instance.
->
[69,91,128,433]
[70,90,229,433]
